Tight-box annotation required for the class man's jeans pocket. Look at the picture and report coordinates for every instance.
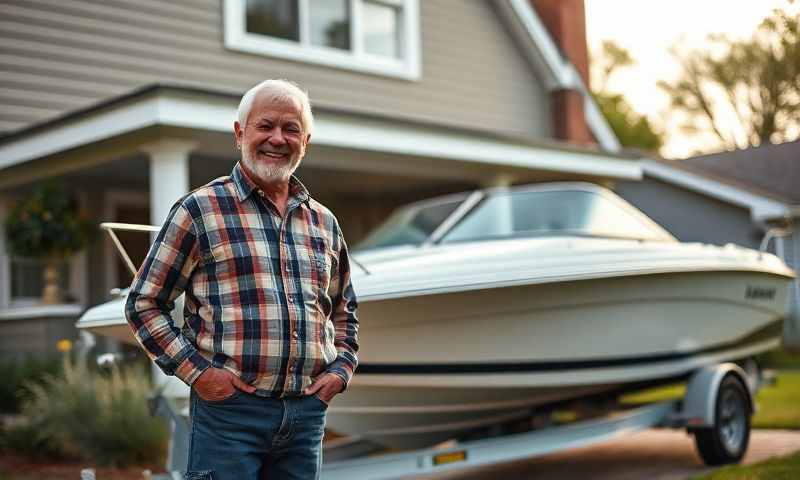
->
[196,388,242,405]
[311,393,329,409]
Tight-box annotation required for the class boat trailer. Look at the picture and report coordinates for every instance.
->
[149,362,758,479]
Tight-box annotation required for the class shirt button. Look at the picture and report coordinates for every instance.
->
[288,363,295,373]
[292,330,299,339]
[287,296,294,304]
[257,189,265,197]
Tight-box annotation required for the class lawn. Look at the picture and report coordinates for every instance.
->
[751,371,800,429]
[621,371,800,430]
[692,451,800,479]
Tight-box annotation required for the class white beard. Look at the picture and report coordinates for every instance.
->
[241,147,303,185]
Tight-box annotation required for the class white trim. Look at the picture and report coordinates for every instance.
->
[642,160,793,222]
[502,0,621,152]
[103,190,149,296]
[0,197,8,310]
[223,0,421,81]
[0,304,83,321]
[312,112,640,179]
[0,90,642,180]
[72,191,89,307]
[0,97,162,169]
[505,0,571,89]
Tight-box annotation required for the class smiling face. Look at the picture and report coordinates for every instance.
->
[234,93,310,186]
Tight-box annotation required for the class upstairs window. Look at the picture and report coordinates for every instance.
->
[225,0,420,80]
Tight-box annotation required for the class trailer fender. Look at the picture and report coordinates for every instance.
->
[680,363,753,429]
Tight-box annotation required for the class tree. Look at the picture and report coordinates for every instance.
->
[591,41,664,153]
[659,1,800,150]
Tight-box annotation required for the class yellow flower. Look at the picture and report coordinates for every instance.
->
[56,339,73,352]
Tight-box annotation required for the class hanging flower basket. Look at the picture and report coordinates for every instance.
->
[5,183,91,304]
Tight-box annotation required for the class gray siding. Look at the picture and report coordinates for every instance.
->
[0,0,551,138]
[0,315,78,361]
[615,177,762,249]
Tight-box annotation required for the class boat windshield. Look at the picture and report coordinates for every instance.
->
[442,189,673,243]
[355,198,463,250]
[355,187,673,250]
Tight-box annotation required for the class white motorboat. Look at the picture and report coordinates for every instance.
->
[77,183,795,450]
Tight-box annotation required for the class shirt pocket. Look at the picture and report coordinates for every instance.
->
[301,236,336,310]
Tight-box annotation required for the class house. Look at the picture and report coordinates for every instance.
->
[0,0,639,359]
[615,140,800,349]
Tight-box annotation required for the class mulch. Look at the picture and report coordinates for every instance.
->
[0,453,164,480]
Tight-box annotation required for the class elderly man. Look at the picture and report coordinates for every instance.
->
[125,79,359,479]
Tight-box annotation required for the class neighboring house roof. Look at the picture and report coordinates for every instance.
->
[641,141,800,222]
[681,140,800,204]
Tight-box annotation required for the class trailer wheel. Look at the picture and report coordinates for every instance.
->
[694,374,751,465]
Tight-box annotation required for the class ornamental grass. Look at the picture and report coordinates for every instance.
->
[1,356,168,467]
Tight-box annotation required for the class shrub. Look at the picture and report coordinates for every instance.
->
[0,355,62,413]
[0,420,65,460]
[13,357,168,467]
[757,347,800,369]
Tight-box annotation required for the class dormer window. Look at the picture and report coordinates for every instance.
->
[224,0,420,80]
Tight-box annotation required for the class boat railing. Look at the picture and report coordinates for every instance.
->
[100,222,160,276]
[759,226,793,254]
[100,222,373,276]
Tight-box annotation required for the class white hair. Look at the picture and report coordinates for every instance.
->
[237,79,314,135]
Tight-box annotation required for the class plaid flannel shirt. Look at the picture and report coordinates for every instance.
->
[125,162,359,397]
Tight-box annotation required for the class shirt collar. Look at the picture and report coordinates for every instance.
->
[231,161,310,206]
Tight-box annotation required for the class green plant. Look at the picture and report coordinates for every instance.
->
[16,357,168,466]
[0,420,65,460]
[0,355,62,413]
[4,183,91,259]
[757,347,800,369]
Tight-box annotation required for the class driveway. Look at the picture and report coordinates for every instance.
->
[416,429,800,480]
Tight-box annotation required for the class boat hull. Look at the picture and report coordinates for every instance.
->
[77,266,791,449]
[325,269,789,448]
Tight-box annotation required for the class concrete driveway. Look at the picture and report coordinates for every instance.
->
[416,429,800,480]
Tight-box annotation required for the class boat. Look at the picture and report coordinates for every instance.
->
[77,182,795,450]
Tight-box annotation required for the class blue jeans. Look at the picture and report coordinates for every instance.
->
[185,389,327,480]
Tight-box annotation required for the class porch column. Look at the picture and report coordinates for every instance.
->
[142,140,195,226]
[482,174,514,189]
[141,139,195,397]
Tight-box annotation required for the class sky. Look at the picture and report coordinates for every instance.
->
[584,0,796,159]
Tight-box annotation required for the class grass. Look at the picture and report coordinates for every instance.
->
[0,357,168,467]
[691,451,800,479]
[751,372,800,429]
[620,371,800,430]
[756,348,800,370]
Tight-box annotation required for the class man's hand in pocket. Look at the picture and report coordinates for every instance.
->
[193,367,256,401]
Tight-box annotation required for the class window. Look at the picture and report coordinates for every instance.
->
[9,257,71,306]
[225,0,420,80]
